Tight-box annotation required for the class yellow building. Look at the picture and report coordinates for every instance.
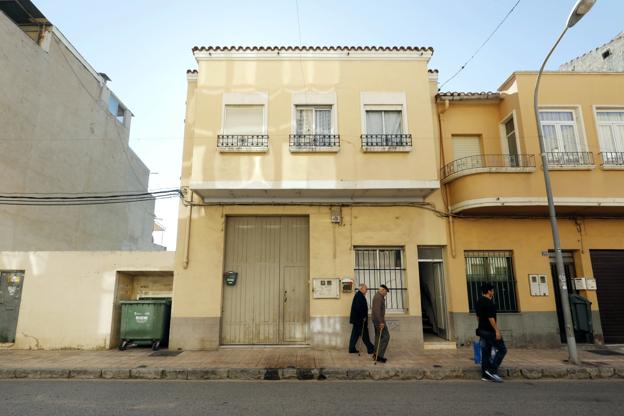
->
[170,46,624,351]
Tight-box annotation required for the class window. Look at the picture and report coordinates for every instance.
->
[295,106,332,135]
[464,251,518,313]
[452,136,482,160]
[596,110,624,163]
[223,105,264,135]
[504,117,519,156]
[365,108,403,135]
[539,110,583,153]
[354,247,406,313]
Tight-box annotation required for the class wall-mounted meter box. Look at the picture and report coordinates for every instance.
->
[224,271,238,286]
[529,274,549,296]
[313,278,340,299]
[585,278,597,290]
[341,278,354,293]
[573,277,587,290]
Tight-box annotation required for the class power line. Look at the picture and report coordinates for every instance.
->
[439,0,522,90]
[0,189,182,206]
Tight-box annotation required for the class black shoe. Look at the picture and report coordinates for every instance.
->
[376,357,387,363]
[348,349,359,354]
[367,349,375,355]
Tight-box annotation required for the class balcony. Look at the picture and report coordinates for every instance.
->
[441,154,536,183]
[289,134,340,152]
[599,152,624,169]
[545,152,594,170]
[361,134,412,152]
[217,135,269,152]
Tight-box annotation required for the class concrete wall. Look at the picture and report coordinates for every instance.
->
[0,251,174,350]
[560,32,624,72]
[0,11,157,251]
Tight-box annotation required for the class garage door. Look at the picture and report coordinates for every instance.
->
[590,250,624,344]
[221,217,309,345]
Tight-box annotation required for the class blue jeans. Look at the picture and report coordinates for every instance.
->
[479,330,507,376]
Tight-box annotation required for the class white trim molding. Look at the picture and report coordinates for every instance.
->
[451,197,624,213]
[291,92,338,135]
[221,92,269,135]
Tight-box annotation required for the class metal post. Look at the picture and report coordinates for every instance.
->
[533,26,579,365]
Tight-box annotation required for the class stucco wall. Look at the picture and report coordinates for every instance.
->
[0,251,174,350]
[0,12,156,251]
[559,33,624,72]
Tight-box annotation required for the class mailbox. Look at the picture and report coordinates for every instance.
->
[224,271,238,286]
[341,278,354,293]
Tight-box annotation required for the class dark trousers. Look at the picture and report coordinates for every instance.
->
[373,325,390,358]
[479,330,507,376]
[349,319,375,353]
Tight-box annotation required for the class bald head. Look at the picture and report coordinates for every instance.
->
[358,283,368,294]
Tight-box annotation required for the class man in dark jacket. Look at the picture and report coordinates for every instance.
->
[348,283,375,354]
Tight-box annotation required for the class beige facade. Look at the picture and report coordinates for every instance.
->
[0,251,174,349]
[0,3,157,251]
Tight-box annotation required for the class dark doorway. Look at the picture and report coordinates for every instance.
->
[590,250,624,344]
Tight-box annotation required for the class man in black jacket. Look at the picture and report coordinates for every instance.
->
[348,283,375,354]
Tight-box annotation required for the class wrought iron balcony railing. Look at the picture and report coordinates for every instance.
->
[599,152,624,166]
[361,134,412,148]
[217,134,269,149]
[545,151,594,166]
[440,154,536,180]
[289,134,340,149]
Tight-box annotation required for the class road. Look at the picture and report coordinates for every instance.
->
[1,380,623,416]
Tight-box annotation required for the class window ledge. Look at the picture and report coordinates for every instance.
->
[601,165,624,170]
[218,146,268,153]
[546,165,595,171]
[441,167,535,184]
[290,146,340,153]
[362,146,412,153]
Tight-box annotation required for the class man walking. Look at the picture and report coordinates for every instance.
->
[348,283,375,354]
[371,284,390,363]
[476,283,507,383]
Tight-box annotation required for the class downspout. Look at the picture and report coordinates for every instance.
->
[437,99,457,258]
[182,191,193,269]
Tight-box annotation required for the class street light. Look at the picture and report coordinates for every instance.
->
[533,0,596,365]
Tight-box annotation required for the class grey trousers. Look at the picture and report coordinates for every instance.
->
[373,325,390,358]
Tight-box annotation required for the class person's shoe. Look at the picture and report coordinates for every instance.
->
[376,357,387,363]
[367,349,375,354]
[485,370,503,383]
[348,349,359,354]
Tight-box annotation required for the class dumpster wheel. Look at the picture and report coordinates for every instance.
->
[119,340,129,351]
[151,340,160,351]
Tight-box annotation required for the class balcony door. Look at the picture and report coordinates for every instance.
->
[503,117,520,166]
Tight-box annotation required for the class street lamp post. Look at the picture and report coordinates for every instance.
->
[533,0,596,365]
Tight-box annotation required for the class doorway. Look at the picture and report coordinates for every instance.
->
[418,247,449,341]
[549,252,588,343]
[221,216,309,345]
[0,271,25,343]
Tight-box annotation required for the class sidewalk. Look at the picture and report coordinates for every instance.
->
[1,345,623,381]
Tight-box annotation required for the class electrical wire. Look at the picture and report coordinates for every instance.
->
[439,0,522,90]
[0,189,182,206]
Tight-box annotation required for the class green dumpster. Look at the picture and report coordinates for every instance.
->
[119,299,171,351]
[569,294,593,343]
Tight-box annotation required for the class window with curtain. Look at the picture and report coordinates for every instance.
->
[538,110,582,153]
[223,105,264,135]
[596,110,624,154]
[365,109,403,135]
[295,106,332,135]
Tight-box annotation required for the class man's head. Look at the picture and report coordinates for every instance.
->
[481,283,494,299]
[358,283,368,294]
[379,284,389,297]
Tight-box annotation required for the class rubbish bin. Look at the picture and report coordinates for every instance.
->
[119,299,171,351]
[569,294,593,343]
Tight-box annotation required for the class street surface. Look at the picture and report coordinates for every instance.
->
[1,380,623,415]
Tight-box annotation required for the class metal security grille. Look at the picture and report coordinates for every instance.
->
[354,248,406,313]
[465,251,518,313]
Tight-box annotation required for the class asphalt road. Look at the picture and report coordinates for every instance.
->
[1,380,623,416]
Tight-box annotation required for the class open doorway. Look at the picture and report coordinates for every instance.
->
[418,247,449,341]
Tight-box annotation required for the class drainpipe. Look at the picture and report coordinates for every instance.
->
[182,191,193,269]
[437,99,456,258]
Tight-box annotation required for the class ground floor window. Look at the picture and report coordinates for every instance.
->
[354,247,406,313]
[465,250,518,313]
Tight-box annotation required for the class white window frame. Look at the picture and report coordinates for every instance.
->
[593,106,624,154]
[294,105,334,135]
[360,92,408,135]
[498,110,521,156]
[291,92,337,135]
[538,106,587,153]
[364,107,405,135]
[221,92,268,135]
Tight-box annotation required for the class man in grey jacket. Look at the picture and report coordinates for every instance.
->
[371,284,390,363]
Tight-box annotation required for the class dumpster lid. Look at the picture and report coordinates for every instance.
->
[120,299,171,305]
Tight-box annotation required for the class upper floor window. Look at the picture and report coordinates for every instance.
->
[223,105,264,135]
[365,106,403,135]
[596,110,624,152]
[539,109,591,165]
[296,106,332,135]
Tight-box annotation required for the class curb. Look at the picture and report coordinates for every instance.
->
[1,366,623,381]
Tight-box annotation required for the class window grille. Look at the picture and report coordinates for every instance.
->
[465,250,518,313]
[354,247,406,313]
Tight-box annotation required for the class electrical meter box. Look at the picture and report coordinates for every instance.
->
[529,274,549,296]
[224,271,238,286]
[313,278,340,298]
[341,278,354,293]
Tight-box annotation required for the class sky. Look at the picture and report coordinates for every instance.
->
[32,0,624,250]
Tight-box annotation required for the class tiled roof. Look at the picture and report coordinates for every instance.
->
[428,69,439,73]
[436,91,501,101]
[192,45,434,53]
[186,69,198,74]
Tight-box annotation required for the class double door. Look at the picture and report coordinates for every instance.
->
[221,217,309,345]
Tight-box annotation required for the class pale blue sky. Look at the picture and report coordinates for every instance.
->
[34,0,623,249]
